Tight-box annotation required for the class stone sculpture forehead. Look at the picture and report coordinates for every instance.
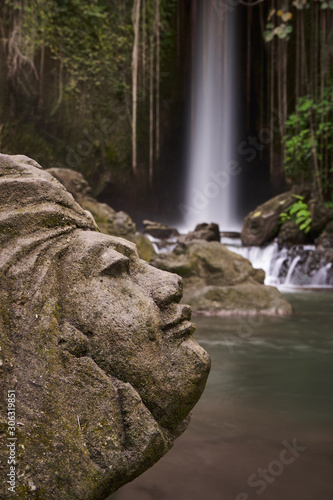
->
[0,154,97,262]
[68,230,139,260]
[62,231,141,281]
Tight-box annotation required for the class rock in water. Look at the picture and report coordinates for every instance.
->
[143,220,179,239]
[151,241,293,316]
[241,192,297,246]
[241,189,333,247]
[277,220,308,246]
[178,222,221,244]
[0,154,211,499]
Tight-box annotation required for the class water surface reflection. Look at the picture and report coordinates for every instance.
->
[110,292,333,500]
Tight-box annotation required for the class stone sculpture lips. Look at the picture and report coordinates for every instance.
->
[161,303,192,327]
[161,303,195,340]
[164,319,196,341]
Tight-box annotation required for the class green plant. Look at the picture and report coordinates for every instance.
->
[284,89,333,199]
[280,195,312,233]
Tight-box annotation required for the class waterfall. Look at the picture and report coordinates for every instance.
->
[227,241,333,288]
[149,231,333,289]
[284,255,302,285]
[180,3,240,233]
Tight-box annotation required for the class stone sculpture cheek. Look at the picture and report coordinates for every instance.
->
[61,274,163,375]
[59,244,210,430]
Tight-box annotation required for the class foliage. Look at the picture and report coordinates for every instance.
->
[264,1,333,43]
[280,195,312,233]
[283,89,333,197]
[0,0,179,193]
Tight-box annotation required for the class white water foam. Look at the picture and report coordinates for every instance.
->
[226,242,333,289]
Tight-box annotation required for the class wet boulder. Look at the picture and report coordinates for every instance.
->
[81,198,135,237]
[178,223,220,244]
[151,240,293,316]
[241,188,333,247]
[309,199,333,237]
[277,220,308,247]
[241,191,298,246]
[316,221,333,249]
[143,220,179,239]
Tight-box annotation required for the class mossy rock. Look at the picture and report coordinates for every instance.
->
[126,233,156,262]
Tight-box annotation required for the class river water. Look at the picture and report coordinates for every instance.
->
[109,292,333,500]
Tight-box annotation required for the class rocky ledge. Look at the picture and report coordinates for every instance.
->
[241,188,333,247]
[151,240,293,316]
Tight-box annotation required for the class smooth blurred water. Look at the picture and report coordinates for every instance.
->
[110,292,333,500]
[182,4,240,233]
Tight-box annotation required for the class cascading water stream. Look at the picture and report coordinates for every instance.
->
[284,255,302,285]
[226,241,333,288]
[180,3,241,232]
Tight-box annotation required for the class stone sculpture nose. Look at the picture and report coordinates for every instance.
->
[151,270,183,309]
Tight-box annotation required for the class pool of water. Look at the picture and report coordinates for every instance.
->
[109,292,333,500]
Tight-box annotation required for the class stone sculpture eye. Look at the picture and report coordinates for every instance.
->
[100,255,130,278]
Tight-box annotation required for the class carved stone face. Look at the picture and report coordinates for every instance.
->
[0,154,211,497]
[60,230,211,430]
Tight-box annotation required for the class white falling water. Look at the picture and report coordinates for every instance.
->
[180,4,240,233]
[226,242,333,288]
[149,231,333,288]
[284,255,302,285]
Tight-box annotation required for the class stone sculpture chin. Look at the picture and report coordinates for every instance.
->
[0,154,210,499]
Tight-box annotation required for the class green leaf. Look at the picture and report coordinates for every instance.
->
[292,195,304,200]
[296,209,310,217]
[290,202,303,215]
[300,219,312,230]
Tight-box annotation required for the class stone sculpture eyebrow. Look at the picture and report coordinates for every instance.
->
[99,248,130,277]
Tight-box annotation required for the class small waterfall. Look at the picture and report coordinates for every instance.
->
[227,241,333,288]
[312,263,333,286]
[284,255,302,285]
[149,231,332,289]
[181,3,240,232]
